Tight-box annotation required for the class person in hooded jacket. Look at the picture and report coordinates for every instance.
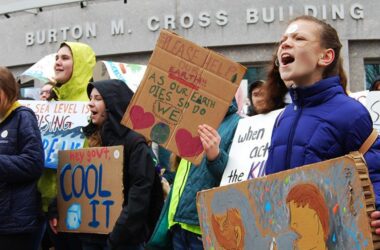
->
[50,41,96,101]
[265,15,380,233]
[148,99,240,250]
[79,79,163,250]
[45,41,96,250]
[0,66,44,250]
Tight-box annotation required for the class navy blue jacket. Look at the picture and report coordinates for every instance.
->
[0,105,44,233]
[266,76,380,205]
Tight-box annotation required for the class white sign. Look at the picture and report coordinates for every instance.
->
[20,100,90,169]
[220,108,283,186]
[349,90,368,106]
[367,91,380,133]
[93,61,146,93]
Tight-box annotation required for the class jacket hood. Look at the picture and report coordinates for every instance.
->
[54,42,96,101]
[87,79,134,145]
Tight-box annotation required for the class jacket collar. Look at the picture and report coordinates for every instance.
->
[0,101,21,124]
[289,76,344,107]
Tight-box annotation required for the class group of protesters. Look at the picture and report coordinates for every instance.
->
[0,15,379,250]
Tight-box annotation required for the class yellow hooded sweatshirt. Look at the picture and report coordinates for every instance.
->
[52,41,96,101]
[38,42,95,213]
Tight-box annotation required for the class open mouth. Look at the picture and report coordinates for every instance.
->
[281,54,295,66]
[91,111,98,118]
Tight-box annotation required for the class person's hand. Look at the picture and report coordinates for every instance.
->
[198,124,220,161]
[49,218,59,234]
[371,211,380,234]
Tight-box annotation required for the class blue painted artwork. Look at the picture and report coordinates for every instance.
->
[197,155,375,250]
[66,203,82,230]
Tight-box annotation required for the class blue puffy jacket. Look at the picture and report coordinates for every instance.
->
[0,104,44,234]
[266,76,380,205]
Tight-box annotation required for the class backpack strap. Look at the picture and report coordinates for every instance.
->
[359,129,378,155]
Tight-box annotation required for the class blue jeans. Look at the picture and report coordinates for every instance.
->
[171,225,203,250]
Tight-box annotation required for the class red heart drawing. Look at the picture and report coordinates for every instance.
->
[175,128,204,157]
[129,105,155,130]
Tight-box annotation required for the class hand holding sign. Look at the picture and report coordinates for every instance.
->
[198,124,220,161]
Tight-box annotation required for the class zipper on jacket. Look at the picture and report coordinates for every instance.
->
[285,90,303,169]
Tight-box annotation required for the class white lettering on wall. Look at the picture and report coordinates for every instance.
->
[351,3,364,20]
[26,32,34,46]
[147,16,160,31]
[111,19,124,35]
[164,15,176,29]
[23,3,367,47]
[216,10,228,26]
[332,4,344,20]
[262,7,275,23]
[180,13,194,29]
[246,9,259,24]
[304,5,317,17]
[48,29,57,43]
[86,23,96,38]
[198,12,211,27]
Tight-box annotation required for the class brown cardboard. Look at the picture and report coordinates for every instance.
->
[57,146,124,234]
[197,153,377,249]
[121,30,246,165]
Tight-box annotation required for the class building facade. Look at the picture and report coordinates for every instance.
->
[1,0,379,91]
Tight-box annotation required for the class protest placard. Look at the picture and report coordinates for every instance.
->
[220,109,283,186]
[20,100,90,169]
[57,146,123,234]
[121,30,246,165]
[93,61,147,93]
[197,152,378,249]
[367,91,380,133]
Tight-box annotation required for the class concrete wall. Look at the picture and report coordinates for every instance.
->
[1,0,379,90]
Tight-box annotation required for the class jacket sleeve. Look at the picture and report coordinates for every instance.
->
[109,140,155,246]
[206,114,240,179]
[0,110,44,183]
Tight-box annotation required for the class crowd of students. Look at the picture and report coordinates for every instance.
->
[0,15,379,250]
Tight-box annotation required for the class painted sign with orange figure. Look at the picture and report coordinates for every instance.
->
[121,30,246,165]
[197,153,379,249]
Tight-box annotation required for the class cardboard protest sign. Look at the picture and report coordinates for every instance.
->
[121,30,246,165]
[220,109,283,186]
[93,61,147,93]
[57,146,124,234]
[197,152,379,250]
[366,91,380,133]
[20,100,90,169]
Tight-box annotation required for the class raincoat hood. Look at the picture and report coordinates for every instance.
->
[53,42,96,101]
[87,79,134,145]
